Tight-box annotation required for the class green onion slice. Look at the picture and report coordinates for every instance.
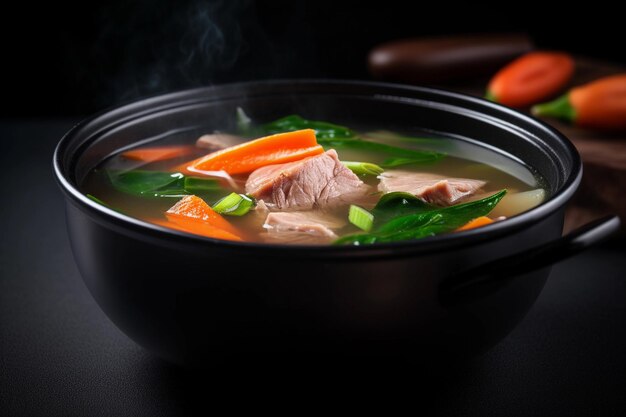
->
[349,205,374,232]
[212,193,255,216]
[342,161,384,176]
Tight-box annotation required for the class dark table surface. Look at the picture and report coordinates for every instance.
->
[1,120,625,417]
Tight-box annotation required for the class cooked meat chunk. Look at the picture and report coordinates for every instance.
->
[378,170,485,206]
[253,199,270,219]
[245,150,369,211]
[262,211,346,244]
[196,133,244,151]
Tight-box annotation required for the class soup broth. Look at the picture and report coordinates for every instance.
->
[82,114,546,245]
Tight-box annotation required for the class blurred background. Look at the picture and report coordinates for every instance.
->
[2,0,624,118]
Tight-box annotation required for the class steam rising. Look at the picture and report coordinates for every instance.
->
[94,0,250,106]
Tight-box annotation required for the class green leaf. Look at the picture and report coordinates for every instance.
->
[107,170,185,197]
[348,205,374,231]
[107,170,225,199]
[335,190,507,245]
[183,177,222,193]
[342,161,384,176]
[262,114,356,139]
[317,137,444,164]
[256,114,445,165]
[371,192,430,225]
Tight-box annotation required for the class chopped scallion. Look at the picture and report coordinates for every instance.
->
[342,161,384,176]
[212,192,254,216]
[349,205,374,232]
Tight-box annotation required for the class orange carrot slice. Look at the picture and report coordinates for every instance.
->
[149,218,242,241]
[175,129,324,175]
[457,216,494,232]
[121,145,196,162]
[163,195,243,241]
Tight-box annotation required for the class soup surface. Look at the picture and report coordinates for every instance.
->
[82,113,546,245]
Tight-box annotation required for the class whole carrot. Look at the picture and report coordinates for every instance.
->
[486,51,574,107]
[532,74,626,131]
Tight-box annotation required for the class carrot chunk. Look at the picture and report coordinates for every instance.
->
[162,195,243,241]
[121,145,195,162]
[176,129,324,175]
[149,218,242,241]
[456,216,494,231]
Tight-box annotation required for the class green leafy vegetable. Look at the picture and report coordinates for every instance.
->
[107,170,223,199]
[348,205,374,231]
[262,115,356,139]
[183,177,222,193]
[335,190,506,245]
[342,161,384,176]
[320,137,444,164]
[107,170,185,197]
[212,192,255,216]
[257,114,445,165]
[370,192,430,225]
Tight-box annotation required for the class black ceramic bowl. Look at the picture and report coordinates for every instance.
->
[53,80,619,366]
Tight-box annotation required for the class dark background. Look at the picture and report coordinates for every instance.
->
[2,0,624,118]
[2,2,626,416]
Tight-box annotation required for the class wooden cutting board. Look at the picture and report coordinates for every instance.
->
[452,57,625,235]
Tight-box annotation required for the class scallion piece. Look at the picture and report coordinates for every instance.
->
[212,192,254,216]
[348,205,374,232]
[342,161,384,176]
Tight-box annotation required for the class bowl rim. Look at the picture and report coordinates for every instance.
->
[53,79,582,259]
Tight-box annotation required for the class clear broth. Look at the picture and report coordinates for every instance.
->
[82,125,546,244]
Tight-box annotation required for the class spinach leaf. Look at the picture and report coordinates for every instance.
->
[318,138,445,165]
[371,192,431,225]
[335,190,506,245]
[107,170,222,198]
[262,115,356,139]
[258,114,445,165]
[183,177,222,194]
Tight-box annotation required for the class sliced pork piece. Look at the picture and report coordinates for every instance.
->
[378,170,485,206]
[245,149,369,211]
[196,133,244,151]
[253,199,270,219]
[262,211,346,245]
